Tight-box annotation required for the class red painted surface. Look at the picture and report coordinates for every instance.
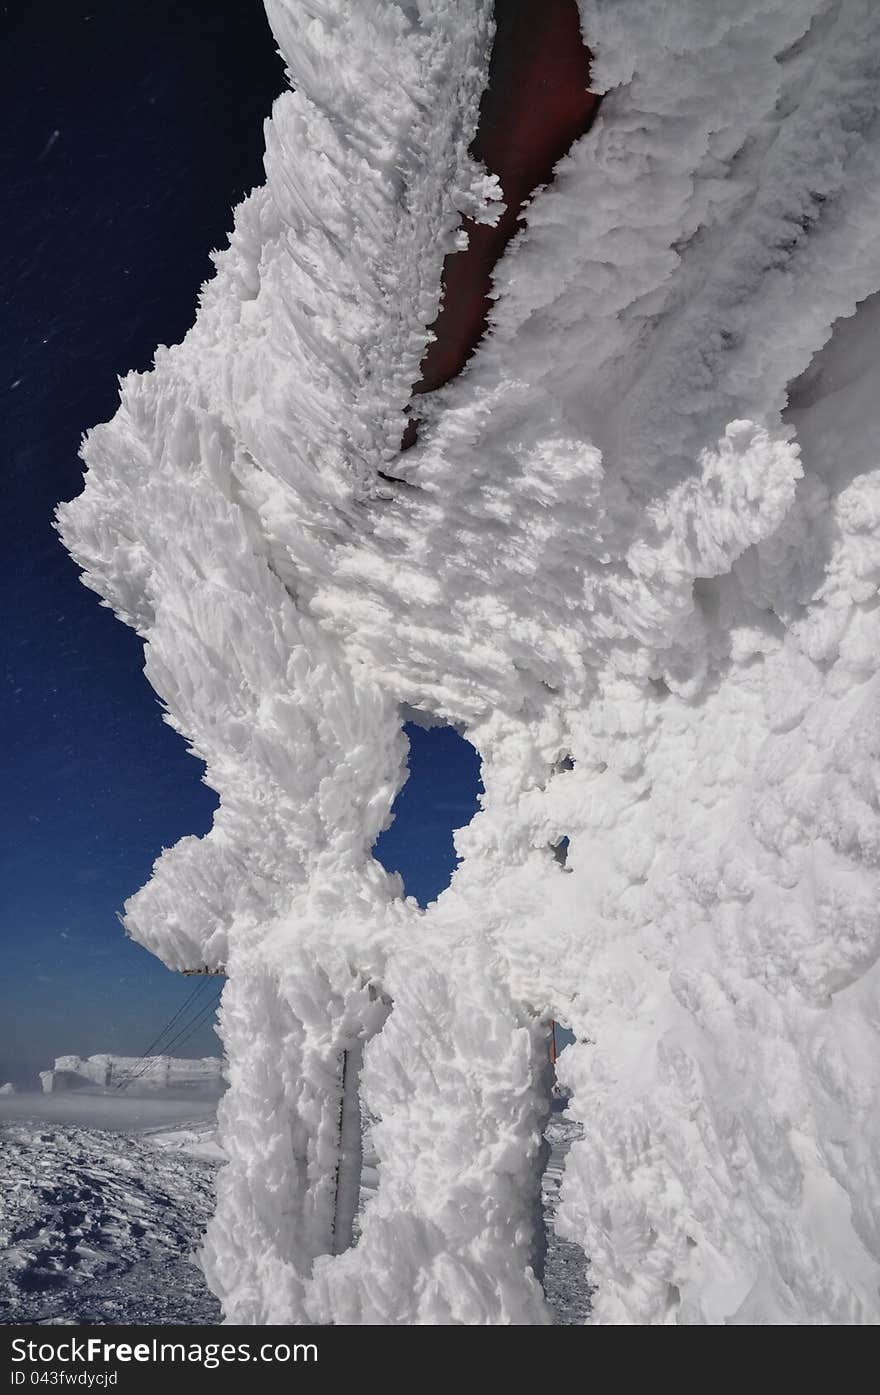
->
[403,0,599,445]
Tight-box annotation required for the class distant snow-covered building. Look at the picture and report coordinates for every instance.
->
[39,1055,223,1097]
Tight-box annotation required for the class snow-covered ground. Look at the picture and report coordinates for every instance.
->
[0,1115,221,1326]
[0,1099,584,1325]
[540,1097,593,1326]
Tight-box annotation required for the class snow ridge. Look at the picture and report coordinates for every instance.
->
[58,0,880,1323]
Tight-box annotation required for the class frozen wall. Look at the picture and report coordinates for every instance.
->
[57,0,880,1323]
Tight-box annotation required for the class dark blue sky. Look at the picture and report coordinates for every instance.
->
[1,1,484,1088]
[374,724,483,908]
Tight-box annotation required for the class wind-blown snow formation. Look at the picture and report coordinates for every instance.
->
[58,0,880,1324]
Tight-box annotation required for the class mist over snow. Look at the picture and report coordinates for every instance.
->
[55,0,880,1324]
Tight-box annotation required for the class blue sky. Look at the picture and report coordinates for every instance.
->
[374,725,483,909]
[1,1,487,1087]
[2,1,281,1084]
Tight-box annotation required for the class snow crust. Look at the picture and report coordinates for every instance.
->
[57,0,880,1323]
[0,1121,220,1325]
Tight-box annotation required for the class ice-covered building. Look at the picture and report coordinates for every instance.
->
[38,1054,223,1096]
[57,0,880,1323]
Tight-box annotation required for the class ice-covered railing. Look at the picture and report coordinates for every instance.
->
[57,0,880,1323]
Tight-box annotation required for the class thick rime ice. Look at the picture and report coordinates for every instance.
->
[57,0,880,1323]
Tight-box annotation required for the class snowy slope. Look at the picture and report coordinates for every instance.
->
[0,1123,220,1325]
[58,0,880,1323]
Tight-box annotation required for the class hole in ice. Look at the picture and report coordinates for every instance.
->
[402,0,599,427]
[353,1091,380,1251]
[331,1040,365,1257]
[553,754,575,773]
[539,1021,593,1323]
[332,988,392,1256]
[550,835,571,870]
[372,721,483,908]
[551,1021,576,1055]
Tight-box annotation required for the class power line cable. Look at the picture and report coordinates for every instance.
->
[156,986,224,1060]
[113,978,213,1090]
[138,978,208,1058]
[116,985,224,1090]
